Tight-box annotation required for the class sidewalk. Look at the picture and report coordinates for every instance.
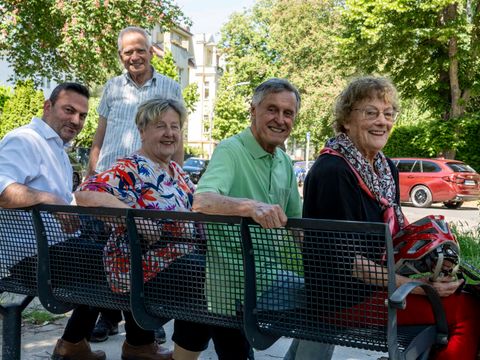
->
[4,306,386,360]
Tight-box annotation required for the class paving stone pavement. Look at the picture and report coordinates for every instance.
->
[0,302,386,360]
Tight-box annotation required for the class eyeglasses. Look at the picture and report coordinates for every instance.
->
[352,107,399,122]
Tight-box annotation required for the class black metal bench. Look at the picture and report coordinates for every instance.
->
[0,205,449,360]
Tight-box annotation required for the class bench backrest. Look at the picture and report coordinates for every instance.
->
[2,205,443,359]
[0,208,38,296]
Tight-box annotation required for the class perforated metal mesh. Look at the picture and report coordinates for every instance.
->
[38,208,131,310]
[0,206,436,355]
[131,210,244,329]
[249,220,391,352]
[0,209,38,295]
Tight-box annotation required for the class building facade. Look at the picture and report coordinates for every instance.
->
[186,33,222,158]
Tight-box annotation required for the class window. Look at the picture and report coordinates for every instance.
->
[205,49,213,67]
[178,68,184,84]
[411,161,421,172]
[422,161,441,173]
[204,81,210,99]
[396,160,415,173]
[446,162,475,173]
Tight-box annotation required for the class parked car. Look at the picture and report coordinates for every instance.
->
[183,157,209,184]
[391,157,480,208]
[293,160,315,186]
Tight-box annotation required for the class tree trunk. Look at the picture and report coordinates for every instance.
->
[442,3,460,159]
[446,3,463,119]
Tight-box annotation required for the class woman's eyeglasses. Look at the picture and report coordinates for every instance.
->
[352,107,399,122]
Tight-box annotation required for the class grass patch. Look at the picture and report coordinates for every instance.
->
[451,223,480,267]
[22,309,64,325]
[451,223,480,283]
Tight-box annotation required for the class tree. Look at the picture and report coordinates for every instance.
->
[212,71,251,141]
[182,83,199,114]
[268,0,345,151]
[0,80,44,139]
[0,0,189,86]
[72,97,100,148]
[151,50,179,81]
[0,86,13,113]
[340,0,480,156]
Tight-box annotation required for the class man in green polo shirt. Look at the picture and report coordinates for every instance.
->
[171,78,303,360]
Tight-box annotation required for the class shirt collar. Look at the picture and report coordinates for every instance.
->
[239,127,281,160]
[122,66,157,87]
[31,117,64,147]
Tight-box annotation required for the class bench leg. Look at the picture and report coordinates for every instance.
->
[0,295,34,360]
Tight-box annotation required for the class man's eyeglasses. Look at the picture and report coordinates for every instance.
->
[352,107,399,122]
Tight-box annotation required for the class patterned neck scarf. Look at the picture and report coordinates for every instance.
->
[325,133,406,229]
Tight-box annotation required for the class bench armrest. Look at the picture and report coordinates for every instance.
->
[390,281,448,345]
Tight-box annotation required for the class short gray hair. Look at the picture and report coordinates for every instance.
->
[135,98,187,131]
[118,26,151,52]
[334,76,400,133]
[251,78,301,114]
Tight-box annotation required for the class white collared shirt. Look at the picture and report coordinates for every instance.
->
[0,117,73,203]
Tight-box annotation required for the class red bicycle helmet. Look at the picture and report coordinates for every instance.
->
[393,215,460,281]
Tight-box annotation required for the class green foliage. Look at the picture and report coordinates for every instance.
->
[0,80,44,139]
[182,83,199,114]
[212,71,251,141]
[383,125,431,159]
[339,0,480,120]
[268,0,345,151]
[72,97,100,148]
[184,144,204,158]
[384,115,480,171]
[456,114,480,172]
[219,2,279,89]
[0,86,13,112]
[151,51,179,81]
[0,1,189,86]
[451,223,480,270]
[212,1,275,142]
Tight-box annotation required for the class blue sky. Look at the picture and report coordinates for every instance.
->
[175,0,256,35]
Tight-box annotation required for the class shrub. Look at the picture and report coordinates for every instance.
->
[0,80,44,140]
[72,97,100,149]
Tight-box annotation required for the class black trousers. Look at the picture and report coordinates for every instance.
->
[62,306,161,346]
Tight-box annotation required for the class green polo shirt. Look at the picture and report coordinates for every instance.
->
[196,127,302,315]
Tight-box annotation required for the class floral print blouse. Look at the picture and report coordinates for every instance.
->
[78,153,195,211]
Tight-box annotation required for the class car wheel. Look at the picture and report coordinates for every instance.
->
[443,201,464,209]
[410,185,433,208]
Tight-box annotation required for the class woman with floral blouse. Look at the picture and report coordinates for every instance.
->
[52,97,191,360]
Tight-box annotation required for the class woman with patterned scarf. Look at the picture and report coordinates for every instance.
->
[293,76,480,360]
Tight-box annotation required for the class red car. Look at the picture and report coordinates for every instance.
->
[391,158,480,208]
